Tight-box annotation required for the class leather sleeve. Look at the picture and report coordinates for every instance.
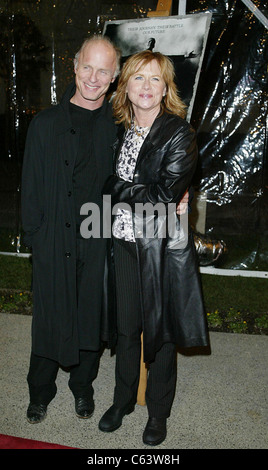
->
[103,122,198,210]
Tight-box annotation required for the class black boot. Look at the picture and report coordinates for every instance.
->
[99,404,135,432]
[143,417,167,446]
[27,402,47,424]
[75,397,95,419]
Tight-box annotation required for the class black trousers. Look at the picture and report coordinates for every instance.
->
[113,238,177,418]
[27,238,100,406]
[27,350,100,405]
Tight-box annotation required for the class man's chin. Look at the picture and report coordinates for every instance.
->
[82,93,105,109]
[72,87,106,109]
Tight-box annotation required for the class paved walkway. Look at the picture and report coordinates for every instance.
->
[0,312,267,450]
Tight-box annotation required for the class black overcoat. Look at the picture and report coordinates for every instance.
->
[21,83,117,367]
[103,112,209,363]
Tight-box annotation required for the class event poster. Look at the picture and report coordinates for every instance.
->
[103,13,212,120]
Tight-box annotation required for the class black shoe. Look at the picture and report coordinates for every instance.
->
[75,397,95,419]
[27,402,47,424]
[99,404,135,432]
[143,417,167,446]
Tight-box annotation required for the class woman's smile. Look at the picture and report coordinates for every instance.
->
[139,93,153,98]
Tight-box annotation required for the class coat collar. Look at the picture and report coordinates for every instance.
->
[146,111,169,145]
[115,112,171,149]
[54,81,112,134]
[137,112,169,160]
[118,112,171,167]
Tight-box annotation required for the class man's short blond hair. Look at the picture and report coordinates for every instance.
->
[74,35,121,78]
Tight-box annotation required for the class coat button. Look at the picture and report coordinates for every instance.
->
[65,252,71,258]
[68,191,72,197]
[65,160,69,166]
[70,128,76,134]
[65,222,71,228]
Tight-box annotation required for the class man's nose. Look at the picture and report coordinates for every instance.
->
[89,69,98,82]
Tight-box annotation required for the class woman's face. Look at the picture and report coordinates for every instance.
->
[126,59,167,119]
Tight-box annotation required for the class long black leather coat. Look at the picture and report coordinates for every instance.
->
[103,112,209,363]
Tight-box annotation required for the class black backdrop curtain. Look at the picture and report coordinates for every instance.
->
[0,0,267,271]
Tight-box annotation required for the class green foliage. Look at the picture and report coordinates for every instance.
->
[0,255,32,290]
[255,315,268,330]
[0,255,267,335]
[206,310,223,328]
[201,274,268,314]
[0,291,32,315]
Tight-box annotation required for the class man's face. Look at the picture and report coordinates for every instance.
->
[73,40,117,110]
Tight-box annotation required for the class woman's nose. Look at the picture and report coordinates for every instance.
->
[142,79,150,89]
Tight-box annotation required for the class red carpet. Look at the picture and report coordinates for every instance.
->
[0,433,75,449]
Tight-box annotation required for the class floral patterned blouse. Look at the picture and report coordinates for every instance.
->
[112,121,150,242]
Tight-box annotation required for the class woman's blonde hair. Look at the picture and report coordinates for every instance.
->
[113,50,187,128]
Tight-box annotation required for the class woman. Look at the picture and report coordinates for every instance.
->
[99,50,209,446]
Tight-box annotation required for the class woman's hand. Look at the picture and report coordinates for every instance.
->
[176,190,189,215]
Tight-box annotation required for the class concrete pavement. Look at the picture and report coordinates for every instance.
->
[0,312,267,450]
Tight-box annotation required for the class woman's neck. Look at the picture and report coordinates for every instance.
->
[133,106,160,128]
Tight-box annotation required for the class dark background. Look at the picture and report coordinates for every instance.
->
[0,0,267,271]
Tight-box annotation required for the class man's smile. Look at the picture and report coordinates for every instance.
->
[84,83,99,90]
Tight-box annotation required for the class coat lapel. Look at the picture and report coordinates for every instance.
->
[136,112,169,168]
[114,113,170,173]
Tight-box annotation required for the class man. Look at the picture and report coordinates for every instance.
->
[21,35,120,424]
